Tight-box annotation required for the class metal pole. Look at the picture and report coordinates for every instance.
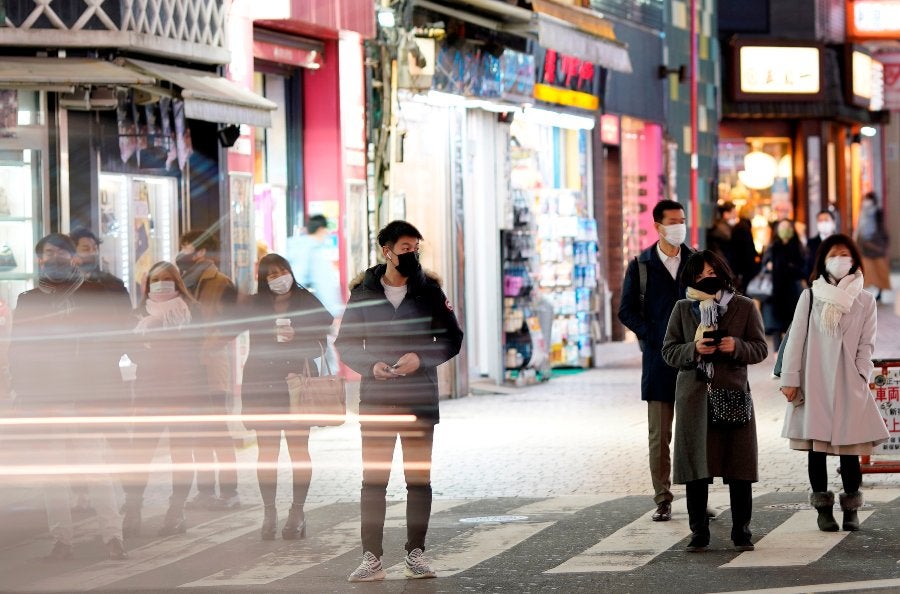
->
[689,0,699,247]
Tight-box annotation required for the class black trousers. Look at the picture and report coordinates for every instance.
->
[808,451,861,493]
[360,424,434,558]
[685,478,753,543]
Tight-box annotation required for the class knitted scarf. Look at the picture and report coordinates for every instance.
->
[135,296,192,333]
[685,287,735,379]
[810,271,864,336]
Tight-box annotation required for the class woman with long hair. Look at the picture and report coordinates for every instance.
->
[662,251,768,552]
[779,234,888,532]
[122,261,203,537]
[242,253,333,539]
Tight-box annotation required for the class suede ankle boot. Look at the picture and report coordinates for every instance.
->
[282,503,307,540]
[839,491,863,531]
[261,505,277,540]
[810,491,839,532]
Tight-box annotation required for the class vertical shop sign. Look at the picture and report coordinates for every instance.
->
[229,173,254,294]
[878,53,900,110]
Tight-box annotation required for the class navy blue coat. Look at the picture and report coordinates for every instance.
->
[618,243,692,402]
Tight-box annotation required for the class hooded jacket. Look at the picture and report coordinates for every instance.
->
[336,264,463,424]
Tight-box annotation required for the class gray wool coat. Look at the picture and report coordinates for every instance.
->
[662,295,769,484]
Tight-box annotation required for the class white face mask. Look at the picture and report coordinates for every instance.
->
[660,223,687,246]
[817,220,835,238]
[825,256,853,280]
[268,273,294,295]
[148,280,178,302]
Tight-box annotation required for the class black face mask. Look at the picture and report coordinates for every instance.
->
[393,251,421,278]
[41,260,77,283]
[693,276,724,296]
[175,253,194,274]
[77,255,98,273]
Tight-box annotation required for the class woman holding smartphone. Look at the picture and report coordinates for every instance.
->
[241,253,333,540]
[662,250,768,553]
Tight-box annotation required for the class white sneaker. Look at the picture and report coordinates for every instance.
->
[348,551,385,582]
[404,548,436,579]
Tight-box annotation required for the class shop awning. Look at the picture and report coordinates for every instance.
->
[537,16,632,74]
[122,59,277,128]
[0,57,155,92]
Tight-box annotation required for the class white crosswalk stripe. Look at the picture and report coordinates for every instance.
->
[4,489,897,591]
[181,499,471,587]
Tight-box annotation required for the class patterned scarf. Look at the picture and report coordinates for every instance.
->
[37,267,85,315]
[685,287,735,379]
[811,271,864,336]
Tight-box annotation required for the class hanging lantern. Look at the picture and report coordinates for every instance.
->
[738,150,777,190]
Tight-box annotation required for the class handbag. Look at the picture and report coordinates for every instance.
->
[745,270,773,300]
[774,288,813,377]
[286,343,346,427]
[0,243,17,272]
[706,384,753,427]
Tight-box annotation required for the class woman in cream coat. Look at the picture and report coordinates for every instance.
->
[780,234,889,533]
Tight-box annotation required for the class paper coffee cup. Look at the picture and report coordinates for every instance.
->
[275,318,291,342]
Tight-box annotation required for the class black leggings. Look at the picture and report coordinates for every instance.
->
[808,451,862,493]
[256,428,311,507]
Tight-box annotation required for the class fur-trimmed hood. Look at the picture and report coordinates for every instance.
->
[349,263,443,292]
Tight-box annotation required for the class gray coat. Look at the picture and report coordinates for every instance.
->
[662,295,769,484]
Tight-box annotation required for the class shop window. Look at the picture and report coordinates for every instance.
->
[718,137,792,252]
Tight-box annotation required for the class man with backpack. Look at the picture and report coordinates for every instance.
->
[618,200,692,522]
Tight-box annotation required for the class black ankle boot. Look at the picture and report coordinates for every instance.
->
[261,505,277,540]
[282,503,307,540]
[158,504,186,536]
[810,491,839,532]
[839,492,863,531]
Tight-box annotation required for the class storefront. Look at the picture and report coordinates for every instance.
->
[225,3,372,296]
[719,39,887,246]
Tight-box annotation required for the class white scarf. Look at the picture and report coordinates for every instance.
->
[135,296,192,333]
[685,288,735,379]
[811,271,864,336]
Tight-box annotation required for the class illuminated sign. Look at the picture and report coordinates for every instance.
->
[599,114,620,145]
[848,0,900,40]
[853,51,874,100]
[739,46,821,95]
[847,48,885,110]
[533,47,604,111]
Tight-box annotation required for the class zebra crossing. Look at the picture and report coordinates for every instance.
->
[2,489,898,592]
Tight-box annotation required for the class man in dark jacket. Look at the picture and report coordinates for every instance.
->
[10,234,130,560]
[618,200,691,523]
[337,220,463,583]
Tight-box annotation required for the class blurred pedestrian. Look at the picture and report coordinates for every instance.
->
[286,214,343,374]
[730,205,760,294]
[761,219,806,352]
[338,220,463,582]
[779,234,888,532]
[122,261,202,537]
[618,200,692,523]
[706,202,736,266]
[662,251,768,552]
[805,211,837,278]
[240,253,332,540]
[68,227,133,513]
[176,229,240,510]
[855,192,891,301]
[9,234,128,560]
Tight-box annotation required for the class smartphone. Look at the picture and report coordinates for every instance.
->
[703,329,726,345]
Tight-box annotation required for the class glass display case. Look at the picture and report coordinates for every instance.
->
[98,173,179,302]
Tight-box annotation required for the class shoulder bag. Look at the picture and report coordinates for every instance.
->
[773,288,813,378]
[286,343,346,427]
[706,383,753,427]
